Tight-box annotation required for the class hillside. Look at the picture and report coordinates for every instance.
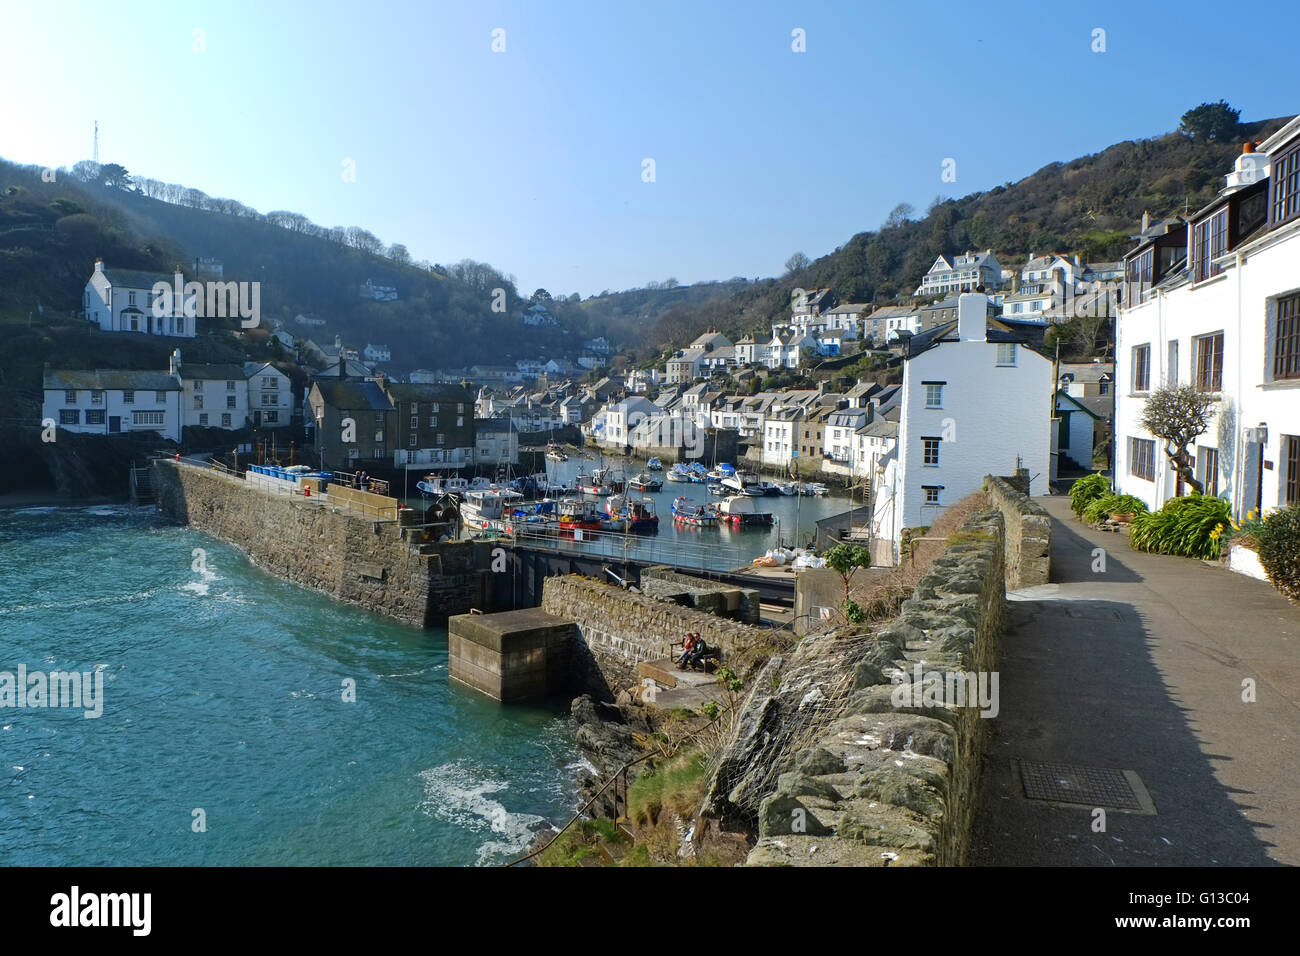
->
[642,114,1292,358]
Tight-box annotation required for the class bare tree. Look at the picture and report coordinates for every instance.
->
[784,252,810,275]
[883,202,914,229]
[1138,383,1216,494]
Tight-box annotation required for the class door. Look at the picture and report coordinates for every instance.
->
[109,416,121,434]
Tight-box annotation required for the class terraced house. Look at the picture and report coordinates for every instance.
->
[1115,119,1300,514]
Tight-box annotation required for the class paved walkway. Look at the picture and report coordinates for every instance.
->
[972,495,1300,866]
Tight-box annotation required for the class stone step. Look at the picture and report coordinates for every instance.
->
[640,659,718,688]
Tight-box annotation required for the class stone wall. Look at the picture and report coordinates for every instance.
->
[153,460,491,627]
[983,475,1051,589]
[639,566,760,625]
[539,575,769,690]
[703,509,1006,867]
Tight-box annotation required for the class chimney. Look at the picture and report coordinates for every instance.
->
[957,292,986,343]
[93,258,104,273]
[169,348,181,377]
[1225,142,1269,190]
[1141,211,1150,233]
[1073,253,1081,268]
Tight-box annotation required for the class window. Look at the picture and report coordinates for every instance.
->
[457,403,465,414]
[1286,435,1300,506]
[1194,332,1224,392]
[924,383,944,408]
[923,486,941,504]
[90,390,103,405]
[1271,144,1300,227]
[226,381,235,391]
[410,416,419,430]
[133,411,165,426]
[227,396,237,409]
[347,448,360,461]
[222,413,231,427]
[194,380,203,391]
[922,437,940,466]
[59,409,79,425]
[64,390,76,404]
[436,433,445,445]
[996,343,1017,366]
[123,390,135,404]
[1132,344,1151,392]
[194,396,204,409]
[1192,208,1228,282]
[155,391,167,403]
[1129,437,1155,481]
[457,416,464,427]
[374,430,384,443]
[199,413,208,425]
[1099,380,1110,396]
[265,411,278,423]
[1167,340,1179,384]
[408,432,418,448]
[429,416,438,429]
[1197,446,1220,496]
[261,394,276,406]
[1274,293,1300,380]
[1125,248,1153,304]
[373,447,384,458]
[430,403,440,413]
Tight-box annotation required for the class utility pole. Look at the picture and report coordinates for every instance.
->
[93,121,99,163]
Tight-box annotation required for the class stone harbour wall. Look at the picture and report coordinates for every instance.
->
[983,474,1051,589]
[153,461,491,627]
[539,575,768,690]
[704,510,1006,867]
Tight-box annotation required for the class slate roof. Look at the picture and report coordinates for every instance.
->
[181,364,248,381]
[312,379,394,411]
[385,382,473,403]
[45,369,180,390]
[100,267,176,290]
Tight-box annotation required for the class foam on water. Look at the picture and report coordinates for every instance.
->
[418,762,549,865]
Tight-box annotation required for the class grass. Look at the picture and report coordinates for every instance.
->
[627,749,709,828]
[535,817,630,867]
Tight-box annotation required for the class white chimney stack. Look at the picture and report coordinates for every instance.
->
[957,292,986,343]
[1225,142,1269,191]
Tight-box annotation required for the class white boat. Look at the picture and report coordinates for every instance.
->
[722,471,765,496]
[665,465,691,483]
[773,481,796,496]
[715,495,774,526]
[459,489,525,528]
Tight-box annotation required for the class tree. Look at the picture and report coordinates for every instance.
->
[883,202,914,229]
[71,160,102,184]
[530,288,552,304]
[784,251,810,275]
[1179,101,1241,142]
[824,544,872,625]
[387,243,411,266]
[1138,383,1217,494]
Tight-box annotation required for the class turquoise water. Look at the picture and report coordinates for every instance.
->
[0,504,582,866]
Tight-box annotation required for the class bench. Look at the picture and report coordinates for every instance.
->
[669,638,722,674]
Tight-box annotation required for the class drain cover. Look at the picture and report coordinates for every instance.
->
[1018,760,1153,812]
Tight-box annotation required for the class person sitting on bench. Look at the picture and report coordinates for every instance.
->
[686,637,709,670]
[677,633,697,669]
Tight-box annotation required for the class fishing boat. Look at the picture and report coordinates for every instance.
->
[715,495,774,527]
[545,441,568,462]
[602,494,659,532]
[591,465,625,493]
[671,496,718,526]
[420,475,469,497]
[576,473,613,496]
[459,489,525,530]
[627,471,662,492]
[557,498,603,531]
[646,457,663,471]
[722,471,765,496]
[706,462,737,482]
[665,464,692,483]
[773,481,797,496]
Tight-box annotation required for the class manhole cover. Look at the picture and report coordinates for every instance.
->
[1018,760,1153,812]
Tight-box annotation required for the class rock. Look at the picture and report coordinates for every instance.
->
[796,746,848,776]
[758,793,832,837]
[775,771,843,803]
[854,765,947,819]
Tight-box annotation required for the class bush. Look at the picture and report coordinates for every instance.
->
[1069,473,1111,516]
[1129,493,1231,559]
[1256,504,1300,600]
[1082,493,1149,525]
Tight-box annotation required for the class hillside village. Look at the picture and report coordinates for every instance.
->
[31,113,1300,574]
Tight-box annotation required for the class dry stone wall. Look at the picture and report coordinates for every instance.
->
[983,475,1051,589]
[153,461,490,627]
[703,510,1007,867]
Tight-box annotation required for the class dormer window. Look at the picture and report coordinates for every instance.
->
[1270,142,1300,227]
[1192,208,1228,282]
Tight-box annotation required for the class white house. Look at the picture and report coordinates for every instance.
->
[83,260,197,338]
[180,362,249,431]
[43,354,183,442]
[601,397,663,447]
[474,418,518,465]
[914,250,1002,297]
[364,343,392,363]
[875,293,1052,563]
[768,328,818,368]
[1115,125,1300,515]
[245,362,294,428]
[761,407,803,468]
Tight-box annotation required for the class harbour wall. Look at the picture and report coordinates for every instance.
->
[152,460,492,627]
[983,474,1052,589]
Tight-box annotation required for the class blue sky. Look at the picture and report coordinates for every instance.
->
[2,0,1296,295]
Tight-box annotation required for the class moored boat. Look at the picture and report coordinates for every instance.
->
[715,494,775,527]
[671,496,718,526]
[665,464,691,483]
[557,497,604,531]
[603,494,659,532]
[646,457,663,471]
[627,471,662,492]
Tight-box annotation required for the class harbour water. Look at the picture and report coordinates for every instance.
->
[0,503,582,866]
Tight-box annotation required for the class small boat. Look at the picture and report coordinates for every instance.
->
[665,464,691,483]
[807,482,830,497]
[460,489,525,529]
[576,473,613,496]
[773,481,796,496]
[723,471,765,496]
[706,481,727,496]
[646,457,663,471]
[671,496,718,526]
[628,472,662,492]
[557,498,603,531]
[545,442,568,462]
[715,495,774,527]
[603,494,659,532]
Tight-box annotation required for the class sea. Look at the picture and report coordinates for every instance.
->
[0,503,586,866]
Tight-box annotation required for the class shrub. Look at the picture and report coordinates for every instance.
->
[1255,504,1300,600]
[1069,473,1111,516]
[1082,493,1149,525]
[1129,493,1231,559]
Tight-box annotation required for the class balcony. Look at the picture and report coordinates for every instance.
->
[394,447,474,467]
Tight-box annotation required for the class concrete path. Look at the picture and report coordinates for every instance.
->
[971,495,1300,866]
